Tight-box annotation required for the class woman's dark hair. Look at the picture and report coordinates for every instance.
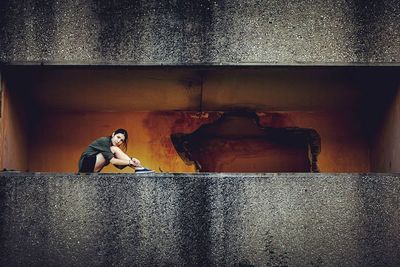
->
[112,128,128,152]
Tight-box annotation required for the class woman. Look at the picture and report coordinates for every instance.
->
[78,128,153,173]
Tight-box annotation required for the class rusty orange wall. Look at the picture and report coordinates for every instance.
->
[0,77,29,171]
[371,85,400,172]
[28,112,217,173]
[0,75,3,168]
[28,110,369,173]
[280,112,370,172]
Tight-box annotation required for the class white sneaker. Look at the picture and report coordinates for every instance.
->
[135,167,154,174]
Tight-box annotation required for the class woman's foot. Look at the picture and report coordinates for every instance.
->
[135,167,154,174]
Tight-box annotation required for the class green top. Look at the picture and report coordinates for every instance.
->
[78,137,114,171]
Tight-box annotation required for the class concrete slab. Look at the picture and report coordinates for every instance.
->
[0,172,399,266]
[0,0,399,64]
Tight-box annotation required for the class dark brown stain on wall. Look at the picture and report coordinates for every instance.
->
[171,111,321,172]
[142,111,221,172]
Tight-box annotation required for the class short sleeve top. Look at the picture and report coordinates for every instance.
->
[78,137,114,170]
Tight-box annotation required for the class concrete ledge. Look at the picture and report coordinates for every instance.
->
[1,172,400,266]
[1,0,399,64]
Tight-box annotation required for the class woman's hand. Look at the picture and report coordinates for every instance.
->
[130,158,141,167]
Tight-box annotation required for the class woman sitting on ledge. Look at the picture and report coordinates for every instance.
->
[78,128,153,173]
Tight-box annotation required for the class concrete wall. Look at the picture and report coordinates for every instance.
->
[0,74,29,171]
[0,173,399,266]
[371,85,400,172]
[0,0,399,65]
[3,67,368,112]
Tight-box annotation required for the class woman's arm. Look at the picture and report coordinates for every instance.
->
[110,157,133,166]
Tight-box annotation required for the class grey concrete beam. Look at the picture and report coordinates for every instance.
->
[0,172,399,266]
[0,0,399,65]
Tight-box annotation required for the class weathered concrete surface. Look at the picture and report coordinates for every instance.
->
[0,0,399,65]
[0,172,399,266]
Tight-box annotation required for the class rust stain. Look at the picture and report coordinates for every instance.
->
[142,111,221,172]
[171,112,321,172]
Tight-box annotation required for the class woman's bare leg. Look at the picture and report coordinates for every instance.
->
[94,153,107,172]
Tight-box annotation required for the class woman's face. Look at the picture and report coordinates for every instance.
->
[111,133,126,147]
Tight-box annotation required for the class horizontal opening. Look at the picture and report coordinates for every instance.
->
[1,66,399,173]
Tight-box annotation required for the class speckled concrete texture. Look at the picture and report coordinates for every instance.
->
[0,0,399,64]
[0,172,399,266]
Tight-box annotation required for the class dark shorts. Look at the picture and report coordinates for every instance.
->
[79,155,97,173]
